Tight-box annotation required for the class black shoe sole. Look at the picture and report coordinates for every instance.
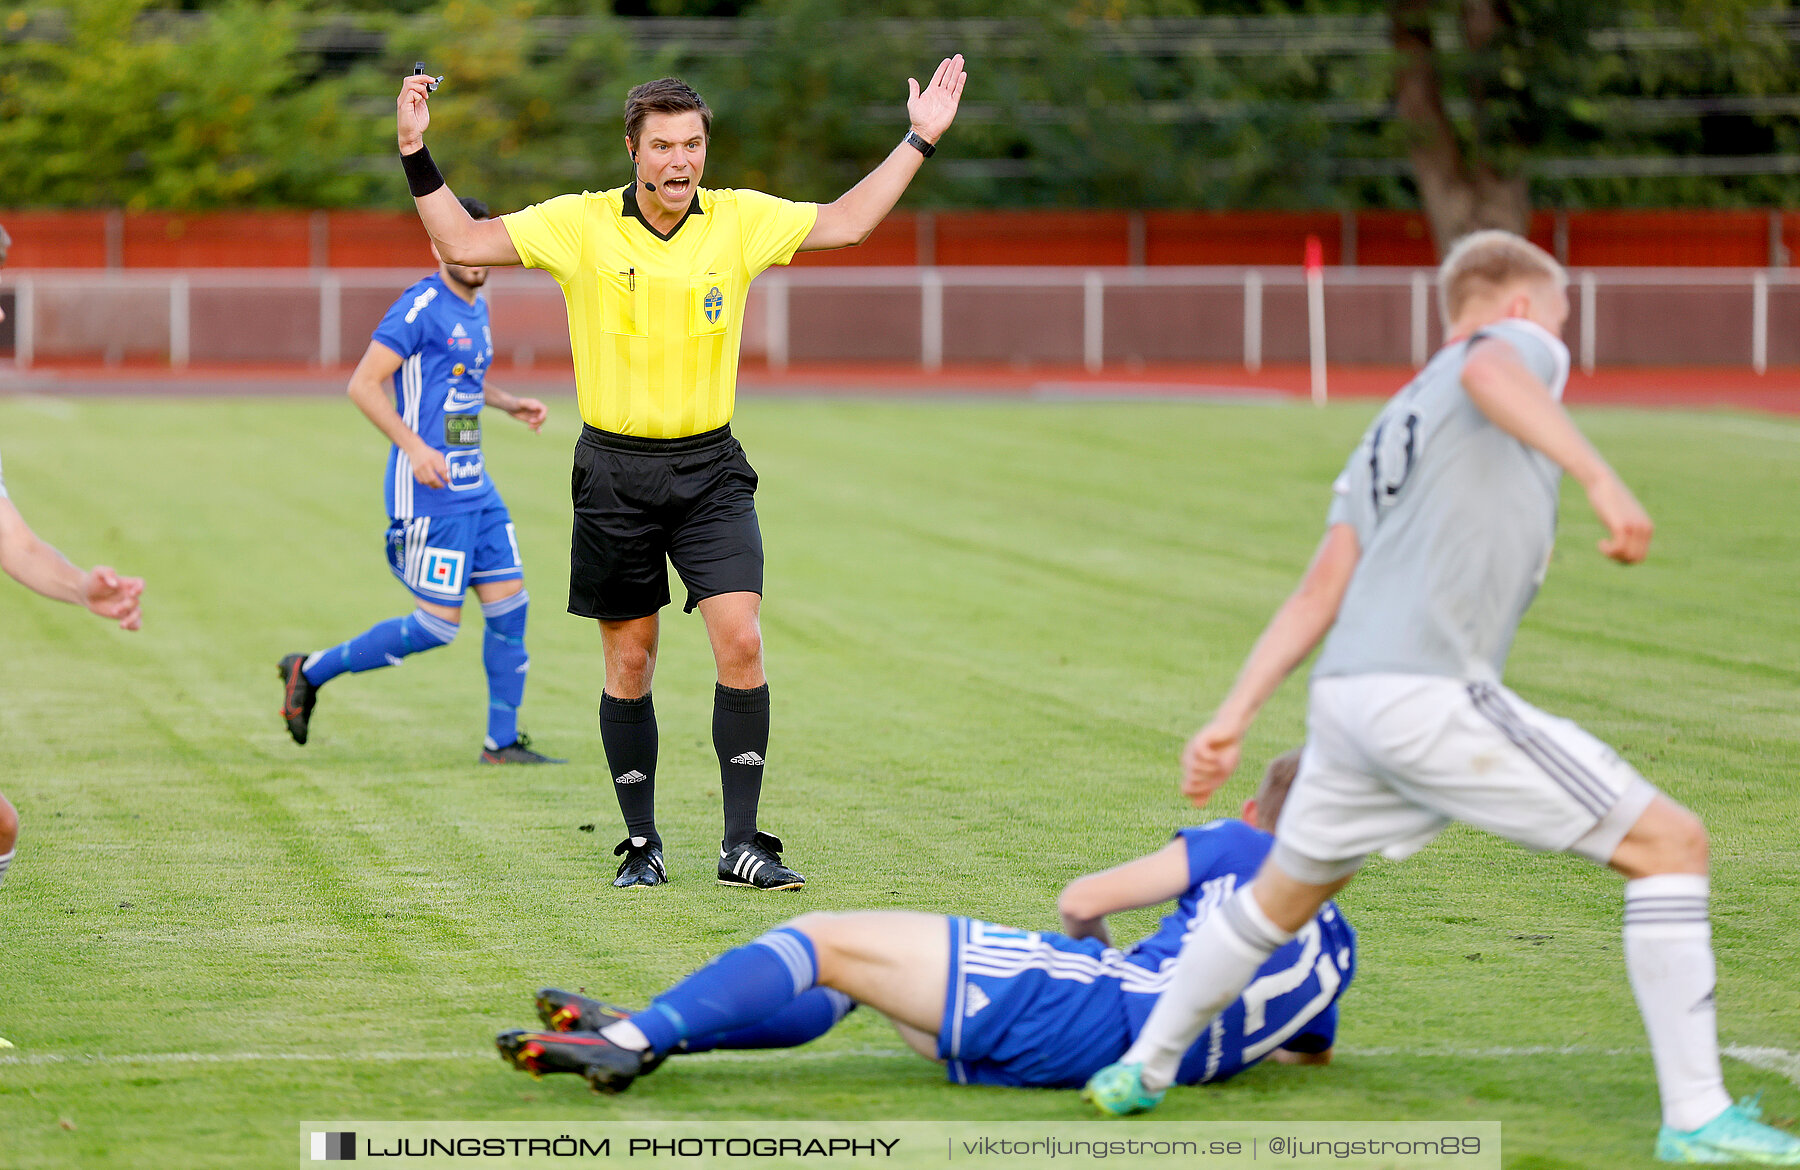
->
[535,990,629,1033]
[495,1031,637,1093]
[716,876,805,891]
[277,655,314,745]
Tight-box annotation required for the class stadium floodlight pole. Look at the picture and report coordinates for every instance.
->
[1305,234,1327,406]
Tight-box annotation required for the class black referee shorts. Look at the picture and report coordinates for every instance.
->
[569,423,764,622]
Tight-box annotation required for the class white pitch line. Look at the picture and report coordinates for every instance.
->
[4,1044,1794,1088]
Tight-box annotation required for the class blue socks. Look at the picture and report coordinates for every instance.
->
[630,927,820,1054]
[303,607,459,685]
[302,591,533,748]
[681,988,856,1053]
[480,591,530,750]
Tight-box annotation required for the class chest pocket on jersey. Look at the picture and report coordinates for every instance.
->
[600,270,648,337]
[689,274,732,338]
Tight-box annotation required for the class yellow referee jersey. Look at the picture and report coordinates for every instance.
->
[503,186,817,438]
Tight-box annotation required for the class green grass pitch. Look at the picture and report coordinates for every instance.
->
[0,392,1795,1168]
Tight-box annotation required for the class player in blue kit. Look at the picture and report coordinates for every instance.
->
[279,196,563,764]
[489,750,1355,1095]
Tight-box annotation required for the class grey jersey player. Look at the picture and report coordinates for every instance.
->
[1084,232,1800,1167]
[1314,315,1570,683]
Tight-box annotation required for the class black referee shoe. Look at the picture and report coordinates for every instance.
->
[718,831,805,891]
[277,654,317,745]
[612,837,667,888]
[495,1029,644,1093]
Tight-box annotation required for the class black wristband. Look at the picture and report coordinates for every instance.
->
[903,130,936,158]
[401,144,445,198]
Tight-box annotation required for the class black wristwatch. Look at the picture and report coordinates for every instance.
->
[904,130,936,158]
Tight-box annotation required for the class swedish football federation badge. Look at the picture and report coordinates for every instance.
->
[705,285,724,324]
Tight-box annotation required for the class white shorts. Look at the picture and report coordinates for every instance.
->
[1275,674,1660,877]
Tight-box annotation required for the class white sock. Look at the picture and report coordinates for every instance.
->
[0,849,12,888]
[599,1019,650,1052]
[1624,874,1733,1132]
[1121,885,1294,1091]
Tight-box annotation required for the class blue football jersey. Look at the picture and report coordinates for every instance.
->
[1122,820,1357,1084]
[371,274,499,519]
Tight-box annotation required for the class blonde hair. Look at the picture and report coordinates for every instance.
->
[1253,748,1304,831]
[1437,229,1566,326]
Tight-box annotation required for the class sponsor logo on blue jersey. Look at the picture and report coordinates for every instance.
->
[376,275,499,519]
[444,385,485,412]
[446,449,486,491]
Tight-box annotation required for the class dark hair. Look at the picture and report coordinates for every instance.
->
[458,195,490,221]
[624,78,711,149]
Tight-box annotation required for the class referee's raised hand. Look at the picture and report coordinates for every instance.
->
[907,53,967,144]
[397,72,435,152]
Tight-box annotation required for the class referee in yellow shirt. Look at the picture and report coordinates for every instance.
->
[393,57,966,891]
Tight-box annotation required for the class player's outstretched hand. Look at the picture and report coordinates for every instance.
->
[1586,473,1653,564]
[509,397,549,433]
[411,447,450,489]
[397,73,434,151]
[906,53,966,143]
[82,566,144,631]
[1180,720,1242,807]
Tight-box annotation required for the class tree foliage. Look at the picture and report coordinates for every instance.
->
[1,0,1796,215]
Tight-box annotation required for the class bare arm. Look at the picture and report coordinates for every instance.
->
[0,500,143,630]
[1181,524,1361,806]
[1057,839,1191,946]
[346,340,449,489]
[484,383,548,433]
[1462,338,1652,564]
[799,55,966,252]
[396,74,521,267]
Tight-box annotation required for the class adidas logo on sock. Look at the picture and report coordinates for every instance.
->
[383,653,404,666]
[729,752,765,766]
[614,770,647,785]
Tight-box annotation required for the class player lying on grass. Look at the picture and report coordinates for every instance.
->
[0,454,145,891]
[1083,231,1800,1167]
[492,750,1355,1095]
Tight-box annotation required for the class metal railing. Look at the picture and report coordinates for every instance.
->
[3,266,1793,374]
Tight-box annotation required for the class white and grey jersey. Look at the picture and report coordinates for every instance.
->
[1312,318,1572,683]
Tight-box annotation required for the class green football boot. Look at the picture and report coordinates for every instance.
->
[1082,1061,1166,1117]
[1656,1096,1800,1164]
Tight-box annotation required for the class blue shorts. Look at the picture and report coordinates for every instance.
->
[937,917,1137,1089]
[385,501,523,606]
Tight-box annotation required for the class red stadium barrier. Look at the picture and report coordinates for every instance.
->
[0,211,114,267]
[125,212,316,268]
[933,211,1133,266]
[1,208,1792,269]
[326,211,433,268]
[1144,211,1344,266]
[1565,210,1772,268]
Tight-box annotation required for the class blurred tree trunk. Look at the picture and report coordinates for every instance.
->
[1391,0,1531,255]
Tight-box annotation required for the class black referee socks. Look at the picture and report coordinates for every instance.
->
[715,683,771,850]
[600,692,659,847]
